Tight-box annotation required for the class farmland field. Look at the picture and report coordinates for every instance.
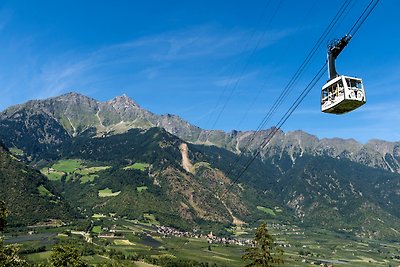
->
[52,159,82,173]
[40,168,65,181]
[114,239,135,246]
[40,160,110,183]
[4,215,400,267]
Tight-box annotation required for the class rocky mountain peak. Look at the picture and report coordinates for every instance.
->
[56,92,94,102]
[108,94,139,109]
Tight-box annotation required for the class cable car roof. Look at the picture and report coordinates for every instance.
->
[322,75,362,89]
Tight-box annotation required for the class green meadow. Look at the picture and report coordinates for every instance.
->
[98,188,121,197]
[40,159,110,183]
[123,163,150,171]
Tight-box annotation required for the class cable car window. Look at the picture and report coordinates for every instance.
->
[346,78,360,90]
[328,86,334,100]
[322,89,328,98]
[334,83,339,97]
[351,80,358,89]
[337,80,344,94]
[357,81,362,89]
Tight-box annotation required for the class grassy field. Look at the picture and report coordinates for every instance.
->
[37,185,54,197]
[256,206,276,216]
[40,160,110,183]
[92,225,102,234]
[142,213,159,226]
[79,174,98,184]
[92,213,107,219]
[136,186,148,192]
[24,251,52,264]
[75,166,111,175]
[98,188,121,197]
[123,162,150,171]
[77,166,110,184]
[40,159,83,181]
[52,159,82,173]
[114,239,135,246]
[40,168,65,181]
[165,237,244,266]
[9,147,24,156]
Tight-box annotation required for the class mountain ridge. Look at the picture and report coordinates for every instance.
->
[1,92,399,173]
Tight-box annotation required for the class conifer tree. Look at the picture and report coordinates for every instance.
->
[242,222,284,267]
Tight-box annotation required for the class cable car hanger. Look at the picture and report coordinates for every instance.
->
[321,35,366,114]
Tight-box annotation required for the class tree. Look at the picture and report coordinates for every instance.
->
[242,222,284,267]
[0,200,28,267]
[0,200,8,231]
[49,245,87,267]
[0,245,28,267]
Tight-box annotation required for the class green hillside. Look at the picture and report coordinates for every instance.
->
[0,142,77,227]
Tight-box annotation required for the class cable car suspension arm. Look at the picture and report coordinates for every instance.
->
[327,35,352,80]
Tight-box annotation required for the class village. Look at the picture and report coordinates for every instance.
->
[155,225,256,246]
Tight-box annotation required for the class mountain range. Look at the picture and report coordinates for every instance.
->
[0,92,399,239]
[1,92,399,173]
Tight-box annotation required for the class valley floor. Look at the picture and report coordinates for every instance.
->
[4,215,400,266]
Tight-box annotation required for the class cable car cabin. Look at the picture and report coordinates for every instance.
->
[321,75,366,114]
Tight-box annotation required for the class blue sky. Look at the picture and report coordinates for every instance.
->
[0,0,399,143]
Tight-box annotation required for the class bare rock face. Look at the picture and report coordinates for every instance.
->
[108,94,140,110]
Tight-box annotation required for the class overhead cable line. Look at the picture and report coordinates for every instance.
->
[221,0,380,198]
[220,0,353,180]
[252,0,352,134]
[221,63,327,198]
[348,0,380,37]
[235,0,321,131]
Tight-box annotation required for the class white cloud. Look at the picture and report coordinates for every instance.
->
[28,25,297,99]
